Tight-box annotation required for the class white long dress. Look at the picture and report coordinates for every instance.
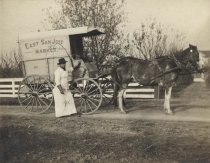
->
[53,67,77,117]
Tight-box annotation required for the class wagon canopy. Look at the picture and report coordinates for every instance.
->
[18,26,104,62]
[19,26,104,41]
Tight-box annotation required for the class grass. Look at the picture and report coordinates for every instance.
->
[0,97,20,105]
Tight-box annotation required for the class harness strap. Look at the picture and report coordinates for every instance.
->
[171,54,187,69]
[149,67,180,83]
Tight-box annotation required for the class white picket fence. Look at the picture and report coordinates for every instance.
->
[124,83,155,99]
[0,78,157,99]
[0,78,23,97]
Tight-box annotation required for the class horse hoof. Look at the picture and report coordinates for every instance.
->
[165,111,174,115]
[120,110,127,114]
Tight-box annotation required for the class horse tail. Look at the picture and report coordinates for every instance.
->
[111,66,121,88]
[111,67,121,106]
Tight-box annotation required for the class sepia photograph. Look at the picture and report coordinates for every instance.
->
[0,0,210,162]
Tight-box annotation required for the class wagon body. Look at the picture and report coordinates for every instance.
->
[17,27,113,115]
[19,26,104,81]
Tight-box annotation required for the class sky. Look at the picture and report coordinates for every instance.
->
[0,0,210,53]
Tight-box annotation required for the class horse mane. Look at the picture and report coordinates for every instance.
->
[117,56,144,63]
[117,56,173,64]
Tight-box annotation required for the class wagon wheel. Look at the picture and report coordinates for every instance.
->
[99,76,114,106]
[70,78,103,115]
[18,75,54,114]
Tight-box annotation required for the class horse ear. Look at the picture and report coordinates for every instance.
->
[189,44,197,48]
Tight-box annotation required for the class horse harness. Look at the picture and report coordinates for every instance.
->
[124,58,177,85]
[115,54,197,87]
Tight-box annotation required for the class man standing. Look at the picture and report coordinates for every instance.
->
[53,58,77,117]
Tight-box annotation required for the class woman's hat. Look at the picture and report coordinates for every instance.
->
[57,58,68,65]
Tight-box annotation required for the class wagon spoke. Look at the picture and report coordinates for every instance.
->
[87,87,100,95]
[37,84,46,93]
[21,95,32,104]
[79,98,86,112]
[37,97,45,111]
[26,78,34,92]
[83,100,87,113]
[32,97,36,111]
[28,97,35,112]
[20,84,32,93]
[22,79,33,92]
[76,81,84,93]
[72,89,81,94]
[35,96,38,110]
[18,76,53,114]
[87,97,101,107]
[39,98,49,107]
[35,76,40,90]
[83,80,89,92]
[37,80,46,92]
[18,85,31,94]
[100,77,114,106]
[86,99,94,111]
[38,92,52,97]
[73,86,83,94]
[74,97,82,112]
[91,94,101,103]
[72,78,102,115]
[87,96,100,104]
[25,96,33,110]
[35,76,40,91]
[86,98,98,108]
[40,96,52,102]
[86,82,94,93]
[33,76,36,90]
[82,80,86,92]
[37,83,43,92]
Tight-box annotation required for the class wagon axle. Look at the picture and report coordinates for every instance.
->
[31,91,39,96]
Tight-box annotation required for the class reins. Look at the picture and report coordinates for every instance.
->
[171,54,187,69]
[149,67,180,83]
[148,57,180,82]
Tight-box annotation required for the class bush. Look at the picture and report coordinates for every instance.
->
[0,51,23,78]
[205,67,210,89]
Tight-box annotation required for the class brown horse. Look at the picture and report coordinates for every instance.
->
[111,44,203,114]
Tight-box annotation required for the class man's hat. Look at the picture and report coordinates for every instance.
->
[57,58,68,65]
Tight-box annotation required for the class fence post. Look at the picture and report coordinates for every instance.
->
[12,79,15,97]
[154,86,160,99]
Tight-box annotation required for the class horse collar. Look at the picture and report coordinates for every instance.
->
[172,55,186,69]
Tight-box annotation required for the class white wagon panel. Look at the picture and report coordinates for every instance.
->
[24,59,49,76]
[19,36,70,61]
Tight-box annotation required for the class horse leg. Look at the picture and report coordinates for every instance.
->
[122,89,127,107]
[118,89,127,113]
[164,86,173,114]
[112,83,119,107]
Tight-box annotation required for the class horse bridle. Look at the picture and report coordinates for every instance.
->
[149,54,197,83]
[171,53,200,72]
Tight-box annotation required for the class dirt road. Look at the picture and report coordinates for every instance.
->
[1,105,210,163]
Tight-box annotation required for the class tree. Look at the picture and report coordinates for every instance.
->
[44,0,127,71]
[131,20,186,60]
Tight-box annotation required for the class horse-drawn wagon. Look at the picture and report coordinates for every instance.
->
[18,27,113,115]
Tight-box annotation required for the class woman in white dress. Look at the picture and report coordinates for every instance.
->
[53,58,78,117]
